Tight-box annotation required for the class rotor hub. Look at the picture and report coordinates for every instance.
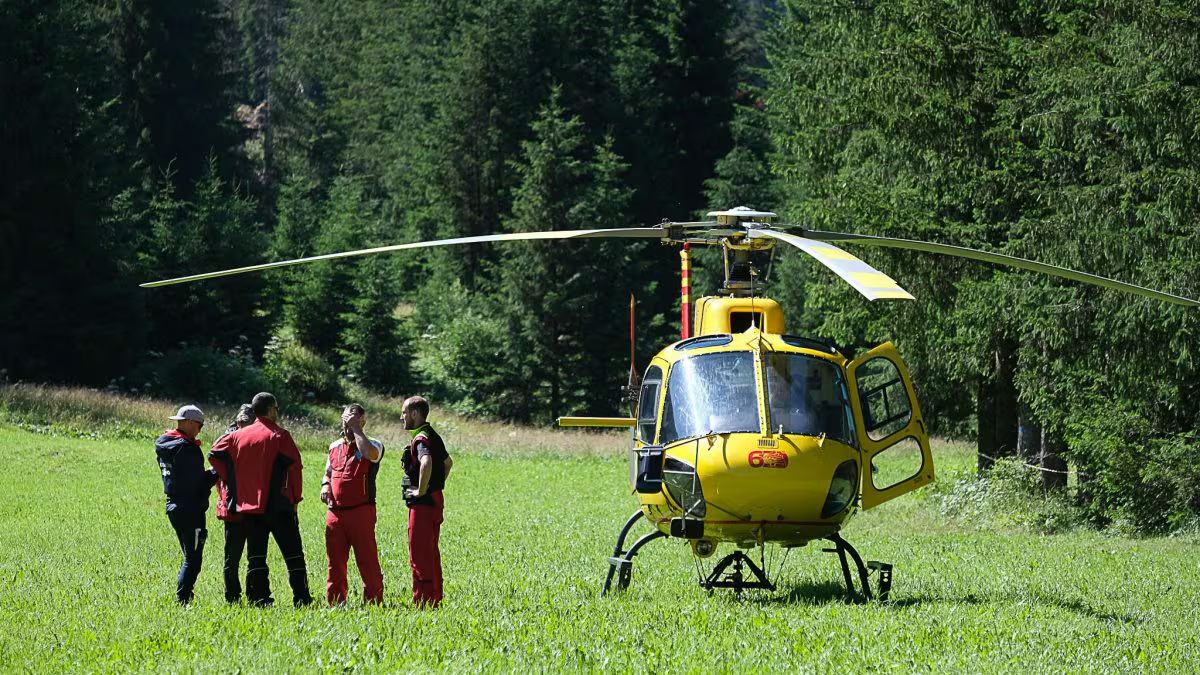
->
[706,206,777,227]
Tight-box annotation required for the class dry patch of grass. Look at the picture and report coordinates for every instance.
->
[0,383,627,456]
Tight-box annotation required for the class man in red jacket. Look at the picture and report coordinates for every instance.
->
[320,403,384,605]
[209,392,313,607]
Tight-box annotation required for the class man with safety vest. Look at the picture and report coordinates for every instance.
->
[209,392,313,607]
[401,396,452,608]
[320,403,384,604]
[155,404,218,604]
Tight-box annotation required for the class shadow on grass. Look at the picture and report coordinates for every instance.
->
[748,580,858,606]
[747,581,1141,623]
[888,591,1141,624]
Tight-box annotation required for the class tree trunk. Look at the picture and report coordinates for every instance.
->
[994,341,1019,457]
[976,377,996,474]
[977,342,1019,475]
[1017,405,1041,464]
[1039,429,1068,492]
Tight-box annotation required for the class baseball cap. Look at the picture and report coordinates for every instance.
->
[168,405,206,423]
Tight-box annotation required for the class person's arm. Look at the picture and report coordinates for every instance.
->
[353,429,380,462]
[207,435,231,482]
[282,432,303,504]
[343,412,380,462]
[320,455,332,505]
[443,455,453,479]
[417,454,432,496]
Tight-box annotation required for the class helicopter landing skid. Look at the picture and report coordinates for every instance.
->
[700,550,776,595]
[602,510,667,596]
[823,533,893,603]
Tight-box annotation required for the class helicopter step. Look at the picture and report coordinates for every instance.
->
[822,532,893,603]
[602,510,667,596]
[700,550,776,595]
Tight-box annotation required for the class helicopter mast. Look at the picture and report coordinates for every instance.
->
[680,244,692,339]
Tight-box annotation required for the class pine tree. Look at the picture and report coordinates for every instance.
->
[420,90,637,422]
[337,256,407,393]
[139,157,268,353]
[108,0,241,191]
[0,0,145,384]
[284,175,371,357]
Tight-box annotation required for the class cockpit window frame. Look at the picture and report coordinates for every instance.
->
[762,352,855,444]
[637,365,664,443]
[659,350,762,445]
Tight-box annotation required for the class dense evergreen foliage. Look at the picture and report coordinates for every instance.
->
[1,0,1197,530]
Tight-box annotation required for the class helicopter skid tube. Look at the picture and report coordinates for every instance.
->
[602,510,668,597]
[823,533,893,603]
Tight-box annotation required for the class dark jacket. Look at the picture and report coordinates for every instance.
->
[403,424,449,506]
[155,429,218,513]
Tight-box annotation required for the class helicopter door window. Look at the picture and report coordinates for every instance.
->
[764,354,852,443]
[856,357,912,441]
[637,366,663,443]
[869,436,924,490]
[660,352,760,444]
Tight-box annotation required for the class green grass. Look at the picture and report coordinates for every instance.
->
[1,390,1198,671]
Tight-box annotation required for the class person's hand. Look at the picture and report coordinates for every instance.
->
[405,487,421,499]
[320,484,331,505]
[341,410,364,434]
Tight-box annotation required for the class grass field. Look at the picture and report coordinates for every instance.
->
[1,386,1198,671]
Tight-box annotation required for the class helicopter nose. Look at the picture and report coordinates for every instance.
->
[697,433,860,529]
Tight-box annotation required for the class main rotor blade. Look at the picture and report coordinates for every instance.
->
[747,229,915,301]
[140,227,667,288]
[800,229,1200,307]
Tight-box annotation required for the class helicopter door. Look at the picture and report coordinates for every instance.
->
[847,343,935,509]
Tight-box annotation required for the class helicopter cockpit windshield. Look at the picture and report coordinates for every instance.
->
[660,352,760,444]
[764,353,853,443]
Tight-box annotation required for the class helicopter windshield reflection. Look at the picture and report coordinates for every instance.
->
[660,352,760,443]
[764,354,853,442]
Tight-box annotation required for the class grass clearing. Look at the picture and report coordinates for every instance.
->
[1,386,1198,671]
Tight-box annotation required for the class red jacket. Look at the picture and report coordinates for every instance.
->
[209,417,303,517]
[328,437,384,509]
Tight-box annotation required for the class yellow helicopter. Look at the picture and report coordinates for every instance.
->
[143,206,1198,600]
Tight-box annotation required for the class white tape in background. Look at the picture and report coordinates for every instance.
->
[975,451,1079,476]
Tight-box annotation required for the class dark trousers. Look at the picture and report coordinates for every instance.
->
[243,514,273,606]
[240,509,313,607]
[269,508,313,606]
[222,520,248,602]
[167,508,207,604]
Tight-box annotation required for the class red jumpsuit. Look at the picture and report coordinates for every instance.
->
[404,425,449,607]
[324,437,385,605]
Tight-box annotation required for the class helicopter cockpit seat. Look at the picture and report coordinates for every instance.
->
[778,405,817,436]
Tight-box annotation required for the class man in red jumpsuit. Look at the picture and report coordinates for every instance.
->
[320,403,384,605]
[401,396,452,607]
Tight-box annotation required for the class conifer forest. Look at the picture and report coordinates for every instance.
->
[3,0,1199,532]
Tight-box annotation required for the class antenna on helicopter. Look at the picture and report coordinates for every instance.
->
[749,264,759,329]
[622,294,639,416]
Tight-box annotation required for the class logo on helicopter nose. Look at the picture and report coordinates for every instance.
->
[748,450,789,468]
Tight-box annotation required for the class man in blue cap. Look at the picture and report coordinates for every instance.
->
[155,404,218,604]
